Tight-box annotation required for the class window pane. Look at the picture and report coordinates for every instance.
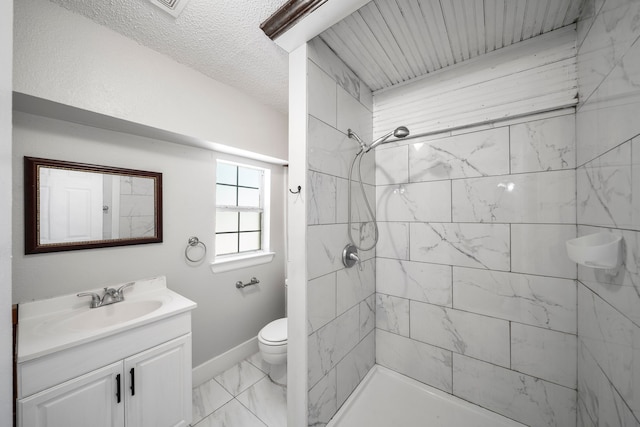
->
[238,187,260,207]
[216,185,237,206]
[216,233,238,255]
[240,212,261,231]
[217,163,237,185]
[239,232,261,252]
[216,211,238,233]
[238,167,261,188]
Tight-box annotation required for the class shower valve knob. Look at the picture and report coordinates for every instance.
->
[342,244,360,269]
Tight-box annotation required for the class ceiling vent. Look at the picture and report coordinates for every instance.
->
[147,0,190,18]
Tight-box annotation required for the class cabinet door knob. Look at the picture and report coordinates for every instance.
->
[130,368,135,396]
[116,374,121,403]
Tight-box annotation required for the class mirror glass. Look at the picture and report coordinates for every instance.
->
[25,157,163,254]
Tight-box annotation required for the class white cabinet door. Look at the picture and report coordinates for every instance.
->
[124,334,192,427]
[18,361,124,427]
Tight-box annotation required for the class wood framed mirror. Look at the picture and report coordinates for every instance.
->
[24,157,163,254]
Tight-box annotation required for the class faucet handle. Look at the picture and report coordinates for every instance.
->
[77,292,101,308]
[116,282,135,298]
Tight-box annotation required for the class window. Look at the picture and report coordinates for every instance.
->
[215,160,268,257]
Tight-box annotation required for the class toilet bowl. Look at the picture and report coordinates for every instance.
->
[258,317,287,365]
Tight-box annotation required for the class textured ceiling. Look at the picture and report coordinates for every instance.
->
[320,0,585,91]
[48,0,290,113]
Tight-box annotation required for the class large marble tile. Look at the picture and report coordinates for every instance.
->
[577,225,640,326]
[577,27,640,165]
[195,399,266,427]
[308,37,361,101]
[359,294,375,339]
[245,352,287,387]
[308,61,337,127]
[308,116,359,180]
[307,224,348,280]
[336,331,375,408]
[375,145,409,185]
[120,194,154,216]
[408,127,509,182]
[308,369,337,427]
[452,170,576,224]
[578,284,640,418]
[577,0,640,106]
[511,323,577,389]
[453,267,577,333]
[214,360,266,397]
[409,302,510,367]
[307,170,337,225]
[410,222,510,270]
[376,258,452,307]
[192,378,233,425]
[377,180,451,222]
[308,305,360,387]
[336,178,376,224]
[577,140,635,230]
[336,86,372,144]
[376,329,453,393]
[376,294,410,337]
[511,224,577,279]
[578,340,640,427]
[377,222,409,260]
[307,273,336,334]
[236,376,287,427]
[453,354,577,427]
[336,257,375,315]
[510,114,576,173]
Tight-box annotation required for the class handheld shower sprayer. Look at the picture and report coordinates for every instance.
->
[345,125,410,254]
[347,126,410,153]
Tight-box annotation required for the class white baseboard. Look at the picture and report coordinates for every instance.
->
[192,336,259,387]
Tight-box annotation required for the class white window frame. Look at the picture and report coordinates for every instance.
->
[210,159,274,273]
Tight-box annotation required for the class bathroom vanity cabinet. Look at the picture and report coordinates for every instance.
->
[19,334,191,427]
[16,277,196,427]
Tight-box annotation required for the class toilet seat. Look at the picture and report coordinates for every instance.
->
[258,318,287,345]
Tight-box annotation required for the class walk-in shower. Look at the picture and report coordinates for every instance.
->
[342,126,410,268]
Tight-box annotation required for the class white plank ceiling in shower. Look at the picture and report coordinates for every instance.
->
[318,0,584,92]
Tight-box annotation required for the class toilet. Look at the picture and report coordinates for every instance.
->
[258,317,287,364]
[258,280,288,365]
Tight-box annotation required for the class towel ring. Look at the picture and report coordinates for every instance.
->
[185,236,206,262]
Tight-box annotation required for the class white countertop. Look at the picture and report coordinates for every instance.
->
[17,276,197,363]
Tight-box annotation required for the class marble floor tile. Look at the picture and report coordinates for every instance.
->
[214,360,266,397]
[193,399,267,427]
[192,378,234,425]
[246,352,287,387]
[237,376,287,427]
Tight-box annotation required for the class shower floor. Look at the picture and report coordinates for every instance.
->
[327,365,525,427]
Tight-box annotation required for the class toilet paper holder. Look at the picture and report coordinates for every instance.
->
[236,277,260,289]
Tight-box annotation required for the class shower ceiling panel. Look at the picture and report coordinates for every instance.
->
[318,0,584,91]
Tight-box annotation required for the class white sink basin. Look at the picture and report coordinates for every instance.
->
[18,276,197,363]
[57,300,163,332]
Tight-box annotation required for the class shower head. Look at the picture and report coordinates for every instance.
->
[365,126,410,152]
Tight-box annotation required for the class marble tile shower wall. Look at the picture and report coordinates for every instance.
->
[305,38,376,426]
[576,0,640,426]
[374,111,578,427]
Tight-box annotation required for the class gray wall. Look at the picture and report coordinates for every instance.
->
[12,112,286,367]
[374,110,578,427]
[305,38,376,426]
[576,0,640,425]
[0,0,12,423]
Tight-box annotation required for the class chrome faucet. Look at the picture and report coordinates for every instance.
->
[77,282,135,308]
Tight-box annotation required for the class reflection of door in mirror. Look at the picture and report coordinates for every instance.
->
[39,167,104,244]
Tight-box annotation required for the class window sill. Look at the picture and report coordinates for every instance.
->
[210,252,275,274]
